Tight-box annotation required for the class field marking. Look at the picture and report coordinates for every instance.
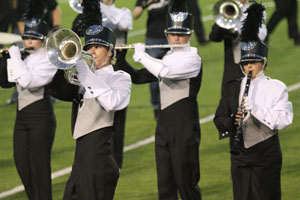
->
[1,81,299,199]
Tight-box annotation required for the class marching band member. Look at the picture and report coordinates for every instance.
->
[117,0,203,198]
[209,0,267,96]
[214,3,293,199]
[133,0,170,121]
[0,1,57,199]
[47,1,131,199]
[100,0,133,168]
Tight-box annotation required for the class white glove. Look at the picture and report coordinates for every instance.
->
[75,59,90,74]
[133,43,145,62]
[244,97,254,112]
[8,46,21,59]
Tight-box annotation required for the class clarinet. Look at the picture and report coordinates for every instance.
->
[230,71,252,155]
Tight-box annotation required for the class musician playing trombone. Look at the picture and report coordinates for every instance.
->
[47,1,131,198]
[214,3,293,200]
[116,1,203,198]
[0,1,57,199]
[209,0,267,96]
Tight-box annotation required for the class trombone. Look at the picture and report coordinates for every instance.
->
[46,28,94,85]
[212,0,243,31]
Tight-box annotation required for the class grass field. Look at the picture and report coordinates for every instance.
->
[0,0,300,199]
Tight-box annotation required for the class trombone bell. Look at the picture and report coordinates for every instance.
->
[46,29,82,70]
[69,0,83,13]
[213,0,242,31]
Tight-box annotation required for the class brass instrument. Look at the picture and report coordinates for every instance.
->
[213,0,243,31]
[46,28,94,85]
[69,0,83,13]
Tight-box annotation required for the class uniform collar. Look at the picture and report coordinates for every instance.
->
[95,64,114,75]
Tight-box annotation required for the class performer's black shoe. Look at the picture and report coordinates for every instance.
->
[294,36,300,46]
[198,37,210,45]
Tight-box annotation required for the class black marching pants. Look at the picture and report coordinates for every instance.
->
[267,0,300,39]
[13,113,56,200]
[155,125,201,200]
[63,127,119,200]
[231,135,282,200]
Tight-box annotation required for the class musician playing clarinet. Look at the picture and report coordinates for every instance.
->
[214,2,293,200]
[116,0,202,198]
[0,1,57,199]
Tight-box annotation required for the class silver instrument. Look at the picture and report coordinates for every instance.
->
[69,0,83,13]
[0,47,34,53]
[213,0,243,31]
[115,44,188,50]
[46,28,94,85]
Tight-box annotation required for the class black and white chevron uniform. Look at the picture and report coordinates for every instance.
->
[100,2,132,46]
[6,47,57,200]
[48,61,132,200]
[214,72,293,200]
[133,44,203,200]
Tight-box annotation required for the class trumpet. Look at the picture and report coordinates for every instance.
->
[46,28,94,85]
[115,44,188,50]
[213,0,243,31]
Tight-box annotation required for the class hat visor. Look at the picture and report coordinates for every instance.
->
[165,29,193,35]
[22,33,44,40]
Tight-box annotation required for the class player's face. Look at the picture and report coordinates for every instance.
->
[86,44,111,69]
[242,61,264,79]
[102,0,114,5]
[23,37,43,53]
[167,33,190,45]
[237,0,247,5]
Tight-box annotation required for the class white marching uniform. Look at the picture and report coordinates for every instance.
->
[214,71,293,200]
[133,44,203,199]
[101,2,132,45]
[240,72,293,148]
[100,2,133,168]
[62,60,131,200]
[6,46,57,200]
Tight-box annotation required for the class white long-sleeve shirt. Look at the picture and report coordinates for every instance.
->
[77,64,132,112]
[7,48,57,89]
[239,72,293,130]
[101,3,133,45]
[136,45,202,80]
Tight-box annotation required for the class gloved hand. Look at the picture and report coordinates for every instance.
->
[8,46,21,59]
[75,59,90,74]
[133,43,145,62]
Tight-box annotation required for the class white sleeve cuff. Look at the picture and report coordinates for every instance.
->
[7,58,27,82]
[139,53,163,78]
[77,70,110,98]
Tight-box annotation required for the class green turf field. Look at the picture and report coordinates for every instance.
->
[0,0,300,199]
